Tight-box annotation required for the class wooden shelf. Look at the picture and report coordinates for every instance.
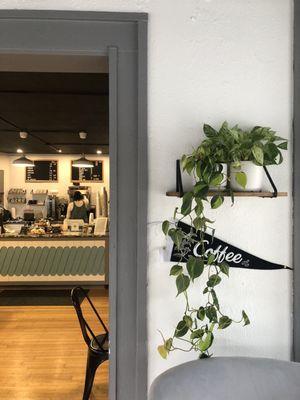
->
[166,191,288,198]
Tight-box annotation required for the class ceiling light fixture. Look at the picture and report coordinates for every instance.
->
[96,149,102,154]
[79,131,87,140]
[72,154,93,168]
[16,148,23,153]
[12,155,34,167]
[58,149,62,153]
[19,131,28,139]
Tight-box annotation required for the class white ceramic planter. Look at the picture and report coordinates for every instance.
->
[209,163,228,191]
[230,161,264,191]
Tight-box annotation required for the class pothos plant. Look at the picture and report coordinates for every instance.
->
[158,122,287,360]
[157,124,253,360]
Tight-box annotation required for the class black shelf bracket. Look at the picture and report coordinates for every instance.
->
[176,159,184,197]
[263,166,278,198]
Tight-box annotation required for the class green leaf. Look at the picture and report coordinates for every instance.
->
[197,306,206,321]
[193,217,203,231]
[252,144,264,165]
[194,182,209,197]
[181,154,187,170]
[165,338,173,351]
[229,128,240,141]
[176,274,190,296]
[199,331,213,352]
[162,220,169,235]
[218,316,232,329]
[242,310,250,326]
[203,124,217,138]
[181,192,193,216]
[219,121,229,135]
[170,264,183,276]
[210,173,224,186]
[207,274,221,287]
[219,261,230,277]
[264,142,279,164]
[195,203,203,217]
[207,253,216,265]
[196,161,202,179]
[185,158,195,175]
[187,257,204,281]
[175,320,189,337]
[190,329,204,340]
[157,345,168,359]
[211,289,219,309]
[169,229,184,249]
[278,141,288,150]
[206,306,218,322]
[183,315,193,328]
[173,207,178,219]
[235,171,247,189]
[203,287,209,294]
[211,195,224,209]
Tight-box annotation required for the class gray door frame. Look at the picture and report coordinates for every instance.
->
[294,2,300,361]
[0,10,148,400]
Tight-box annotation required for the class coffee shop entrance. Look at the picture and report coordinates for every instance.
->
[0,69,110,287]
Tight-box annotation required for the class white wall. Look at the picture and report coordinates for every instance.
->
[0,0,294,389]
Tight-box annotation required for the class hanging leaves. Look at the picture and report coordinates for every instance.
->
[187,256,204,281]
[176,274,190,296]
[159,121,289,359]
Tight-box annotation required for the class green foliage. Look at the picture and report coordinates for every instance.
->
[234,171,247,189]
[200,121,287,166]
[158,121,287,360]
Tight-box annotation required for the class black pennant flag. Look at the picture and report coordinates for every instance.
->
[170,221,292,271]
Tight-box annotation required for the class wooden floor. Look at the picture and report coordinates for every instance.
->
[0,288,109,400]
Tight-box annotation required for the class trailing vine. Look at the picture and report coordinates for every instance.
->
[158,122,287,360]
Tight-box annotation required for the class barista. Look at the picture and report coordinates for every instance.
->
[66,191,89,223]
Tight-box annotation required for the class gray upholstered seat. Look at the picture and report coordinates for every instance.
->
[149,357,300,400]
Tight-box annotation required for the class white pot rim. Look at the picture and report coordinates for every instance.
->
[230,160,262,166]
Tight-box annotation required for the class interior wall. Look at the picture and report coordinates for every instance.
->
[0,0,293,390]
[0,153,109,210]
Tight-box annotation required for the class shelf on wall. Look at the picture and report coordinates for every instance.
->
[166,191,288,198]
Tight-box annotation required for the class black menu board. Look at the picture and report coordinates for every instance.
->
[26,160,58,182]
[71,160,103,182]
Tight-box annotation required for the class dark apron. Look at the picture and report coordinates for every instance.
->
[70,202,88,222]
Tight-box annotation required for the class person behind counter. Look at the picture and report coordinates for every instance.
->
[66,191,89,223]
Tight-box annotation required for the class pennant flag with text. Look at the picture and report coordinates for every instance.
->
[170,221,291,270]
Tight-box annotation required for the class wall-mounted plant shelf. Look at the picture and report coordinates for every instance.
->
[168,160,287,199]
[166,191,288,198]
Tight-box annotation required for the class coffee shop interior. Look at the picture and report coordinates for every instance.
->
[0,66,110,400]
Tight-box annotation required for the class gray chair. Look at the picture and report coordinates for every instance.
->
[149,357,300,400]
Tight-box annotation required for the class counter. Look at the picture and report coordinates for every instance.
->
[0,233,109,286]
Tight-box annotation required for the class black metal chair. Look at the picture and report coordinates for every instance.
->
[71,286,109,400]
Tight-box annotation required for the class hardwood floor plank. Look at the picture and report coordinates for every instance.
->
[0,288,109,400]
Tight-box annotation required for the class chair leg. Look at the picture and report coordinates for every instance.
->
[82,349,104,400]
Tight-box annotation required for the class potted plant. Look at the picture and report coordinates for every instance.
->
[202,122,288,191]
[158,122,287,360]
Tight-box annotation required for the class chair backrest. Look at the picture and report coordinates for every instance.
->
[71,286,109,352]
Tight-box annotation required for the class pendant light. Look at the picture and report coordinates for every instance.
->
[12,155,34,167]
[72,154,93,168]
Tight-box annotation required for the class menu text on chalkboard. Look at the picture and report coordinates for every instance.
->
[71,160,103,182]
[26,160,58,182]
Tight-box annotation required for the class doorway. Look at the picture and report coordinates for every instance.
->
[0,10,148,400]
